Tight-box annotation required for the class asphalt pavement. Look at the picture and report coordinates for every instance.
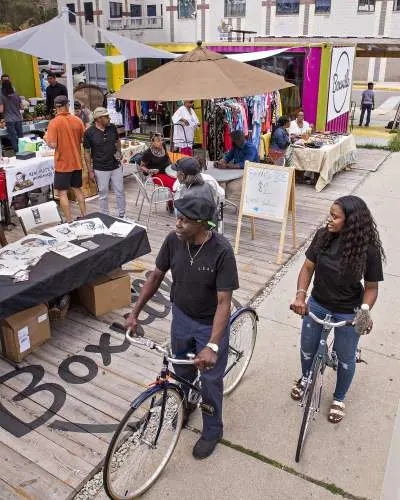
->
[142,153,400,500]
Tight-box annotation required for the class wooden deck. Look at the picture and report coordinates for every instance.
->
[0,157,374,499]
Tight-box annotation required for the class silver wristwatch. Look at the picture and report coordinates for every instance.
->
[206,342,219,353]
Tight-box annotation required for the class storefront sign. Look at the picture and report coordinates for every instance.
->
[327,47,355,122]
[5,158,54,202]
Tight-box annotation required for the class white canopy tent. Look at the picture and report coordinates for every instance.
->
[226,48,290,62]
[0,8,175,110]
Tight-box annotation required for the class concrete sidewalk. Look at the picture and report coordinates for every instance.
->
[142,154,400,500]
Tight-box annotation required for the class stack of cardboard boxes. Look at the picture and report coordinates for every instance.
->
[1,268,132,362]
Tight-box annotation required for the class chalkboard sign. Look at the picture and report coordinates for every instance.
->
[234,162,297,264]
[242,165,290,220]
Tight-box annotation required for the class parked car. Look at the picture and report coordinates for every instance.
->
[38,59,64,76]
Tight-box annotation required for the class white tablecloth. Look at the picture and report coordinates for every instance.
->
[3,156,54,202]
[121,142,147,166]
[289,134,357,192]
[205,166,244,183]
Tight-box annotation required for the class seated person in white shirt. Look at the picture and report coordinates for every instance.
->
[289,110,312,139]
[173,157,225,205]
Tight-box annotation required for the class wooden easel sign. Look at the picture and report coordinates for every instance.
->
[234,161,297,264]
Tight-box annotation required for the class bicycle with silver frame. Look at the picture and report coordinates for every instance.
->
[103,305,258,499]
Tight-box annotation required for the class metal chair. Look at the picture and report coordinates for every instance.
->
[133,173,174,227]
[15,200,62,235]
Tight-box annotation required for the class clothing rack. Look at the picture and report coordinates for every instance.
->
[204,92,282,161]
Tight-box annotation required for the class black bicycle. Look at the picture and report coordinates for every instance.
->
[294,310,353,463]
[103,307,258,499]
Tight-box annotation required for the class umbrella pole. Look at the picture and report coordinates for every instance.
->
[201,99,207,170]
[62,7,75,111]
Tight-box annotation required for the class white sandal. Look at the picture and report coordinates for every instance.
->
[328,400,345,423]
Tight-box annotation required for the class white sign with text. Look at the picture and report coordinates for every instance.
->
[4,157,54,203]
[327,46,355,122]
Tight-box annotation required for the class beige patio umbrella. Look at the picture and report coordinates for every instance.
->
[114,42,292,101]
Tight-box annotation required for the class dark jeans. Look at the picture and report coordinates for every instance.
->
[300,297,359,402]
[359,104,372,126]
[170,304,229,440]
[6,121,23,152]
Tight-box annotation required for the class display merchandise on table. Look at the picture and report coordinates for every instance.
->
[120,139,147,165]
[0,213,151,318]
[288,134,357,192]
[0,120,49,139]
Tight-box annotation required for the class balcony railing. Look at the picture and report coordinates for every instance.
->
[108,16,163,30]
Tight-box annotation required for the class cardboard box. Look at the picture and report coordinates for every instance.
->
[1,304,51,362]
[77,268,131,317]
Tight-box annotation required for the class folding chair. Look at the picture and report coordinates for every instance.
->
[15,200,62,235]
[133,173,174,227]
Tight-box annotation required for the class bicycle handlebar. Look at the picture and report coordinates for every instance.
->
[290,306,353,328]
[125,329,196,365]
[307,311,353,328]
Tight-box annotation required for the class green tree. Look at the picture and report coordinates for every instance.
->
[0,0,57,31]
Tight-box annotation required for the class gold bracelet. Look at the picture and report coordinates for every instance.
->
[296,289,307,296]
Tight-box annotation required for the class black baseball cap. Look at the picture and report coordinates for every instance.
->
[54,95,69,107]
[174,195,217,227]
[174,157,200,175]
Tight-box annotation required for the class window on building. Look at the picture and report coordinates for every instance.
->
[109,1,123,18]
[358,0,375,12]
[147,4,157,16]
[84,2,94,23]
[224,0,246,18]
[394,0,400,11]
[66,3,76,23]
[276,0,300,15]
[315,0,331,13]
[130,4,142,17]
[178,0,196,19]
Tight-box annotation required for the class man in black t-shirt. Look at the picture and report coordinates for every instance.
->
[126,195,239,460]
[45,73,68,117]
[83,107,126,218]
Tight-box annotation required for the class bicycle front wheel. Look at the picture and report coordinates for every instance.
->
[103,386,184,499]
[223,308,258,396]
[295,357,323,463]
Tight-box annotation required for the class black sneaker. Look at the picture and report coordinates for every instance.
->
[192,436,219,460]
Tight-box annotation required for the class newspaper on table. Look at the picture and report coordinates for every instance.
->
[50,242,88,259]
[0,234,56,278]
[108,221,136,237]
[45,217,110,242]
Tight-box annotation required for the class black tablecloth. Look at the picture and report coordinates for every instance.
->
[0,213,151,318]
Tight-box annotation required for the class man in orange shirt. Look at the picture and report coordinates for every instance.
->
[45,95,86,222]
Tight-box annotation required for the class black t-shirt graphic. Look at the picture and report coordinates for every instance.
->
[83,124,119,171]
[306,229,384,313]
[156,231,239,323]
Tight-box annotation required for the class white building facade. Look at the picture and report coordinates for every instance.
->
[58,0,400,80]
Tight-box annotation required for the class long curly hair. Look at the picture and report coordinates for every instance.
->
[313,195,385,277]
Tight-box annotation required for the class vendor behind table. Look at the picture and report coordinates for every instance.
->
[214,130,259,199]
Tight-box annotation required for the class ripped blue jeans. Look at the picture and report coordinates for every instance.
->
[300,296,359,402]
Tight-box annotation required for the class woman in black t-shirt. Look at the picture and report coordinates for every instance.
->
[140,132,175,190]
[290,196,385,423]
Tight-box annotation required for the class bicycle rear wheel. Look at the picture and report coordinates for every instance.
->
[103,386,184,499]
[223,308,257,396]
[295,357,323,463]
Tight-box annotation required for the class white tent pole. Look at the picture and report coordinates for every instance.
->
[62,7,74,112]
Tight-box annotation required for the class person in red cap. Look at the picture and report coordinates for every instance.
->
[45,95,86,222]
[126,194,239,460]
